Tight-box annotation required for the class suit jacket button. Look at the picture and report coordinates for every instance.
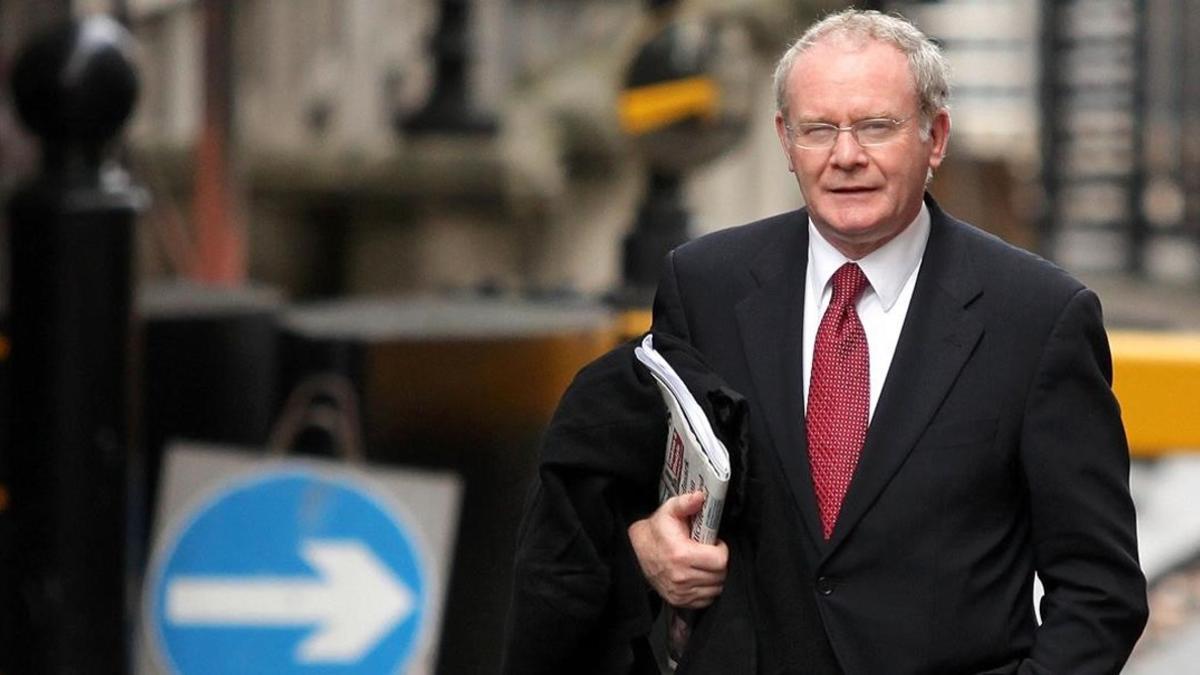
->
[816,577,834,596]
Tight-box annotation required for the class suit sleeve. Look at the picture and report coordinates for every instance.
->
[1019,288,1148,674]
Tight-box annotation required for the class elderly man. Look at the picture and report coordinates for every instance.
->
[628,8,1148,674]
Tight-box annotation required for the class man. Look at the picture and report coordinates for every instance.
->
[628,9,1148,674]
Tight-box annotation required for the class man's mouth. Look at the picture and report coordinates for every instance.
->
[828,186,875,194]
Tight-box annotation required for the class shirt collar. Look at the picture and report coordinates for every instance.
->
[807,202,930,311]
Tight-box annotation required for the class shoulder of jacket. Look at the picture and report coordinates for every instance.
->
[671,209,804,270]
[947,215,1087,307]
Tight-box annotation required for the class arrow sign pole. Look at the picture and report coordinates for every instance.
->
[166,539,415,664]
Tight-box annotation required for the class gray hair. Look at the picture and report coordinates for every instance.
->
[773,9,949,135]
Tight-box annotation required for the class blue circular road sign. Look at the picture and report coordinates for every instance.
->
[148,469,427,674]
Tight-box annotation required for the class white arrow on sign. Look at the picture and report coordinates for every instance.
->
[165,539,415,664]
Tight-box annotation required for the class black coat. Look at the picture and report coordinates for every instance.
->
[501,332,841,674]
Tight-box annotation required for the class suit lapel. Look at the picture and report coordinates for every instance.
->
[824,200,984,557]
[734,212,827,549]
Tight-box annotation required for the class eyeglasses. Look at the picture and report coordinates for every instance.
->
[786,116,912,150]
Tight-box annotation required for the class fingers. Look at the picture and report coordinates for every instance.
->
[669,584,724,609]
[627,493,730,609]
[666,490,707,518]
[660,570,724,608]
[691,539,729,573]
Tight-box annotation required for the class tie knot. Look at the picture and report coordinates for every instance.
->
[831,263,869,308]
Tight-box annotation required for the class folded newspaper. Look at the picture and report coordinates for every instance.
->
[634,334,732,544]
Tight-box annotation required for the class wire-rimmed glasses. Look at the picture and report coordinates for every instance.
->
[786,116,912,150]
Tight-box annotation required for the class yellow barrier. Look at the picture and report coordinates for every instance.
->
[615,309,653,342]
[1110,330,1200,457]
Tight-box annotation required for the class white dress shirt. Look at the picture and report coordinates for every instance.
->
[802,204,931,422]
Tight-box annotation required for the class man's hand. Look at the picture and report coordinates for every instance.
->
[627,491,729,608]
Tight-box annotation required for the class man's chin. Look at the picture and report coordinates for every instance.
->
[817,189,882,213]
[820,213,888,240]
[811,213,902,255]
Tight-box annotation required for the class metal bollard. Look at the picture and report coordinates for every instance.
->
[5,15,144,673]
[400,0,496,134]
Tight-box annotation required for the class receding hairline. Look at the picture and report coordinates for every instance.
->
[773,10,950,129]
[781,35,919,111]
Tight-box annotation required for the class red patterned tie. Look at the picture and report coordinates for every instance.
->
[807,262,870,540]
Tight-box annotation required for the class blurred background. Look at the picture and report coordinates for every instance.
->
[1,0,1199,672]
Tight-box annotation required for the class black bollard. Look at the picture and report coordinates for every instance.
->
[613,170,690,308]
[5,15,143,673]
[401,0,497,134]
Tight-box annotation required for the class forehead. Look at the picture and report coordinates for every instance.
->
[786,36,918,120]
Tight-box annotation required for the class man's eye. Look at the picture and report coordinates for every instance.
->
[858,120,894,134]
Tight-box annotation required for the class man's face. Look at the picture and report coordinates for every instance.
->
[774,37,950,259]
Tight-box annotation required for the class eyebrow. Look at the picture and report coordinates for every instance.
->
[794,111,897,124]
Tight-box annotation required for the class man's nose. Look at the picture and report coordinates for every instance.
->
[829,129,868,169]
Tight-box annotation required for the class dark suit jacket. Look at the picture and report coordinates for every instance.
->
[655,196,1148,674]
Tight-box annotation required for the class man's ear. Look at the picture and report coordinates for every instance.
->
[928,108,951,170]
[774,112,795,172]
